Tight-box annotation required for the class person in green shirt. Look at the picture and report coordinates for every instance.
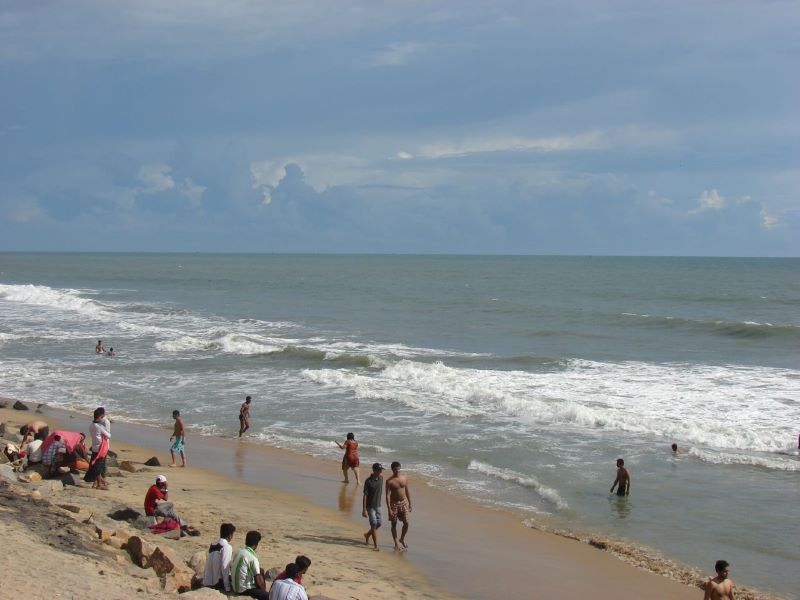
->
[231,530,269,599]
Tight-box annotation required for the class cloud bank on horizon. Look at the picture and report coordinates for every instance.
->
[0,0,798,255]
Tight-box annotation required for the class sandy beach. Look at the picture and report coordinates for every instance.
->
[2,400,776,600]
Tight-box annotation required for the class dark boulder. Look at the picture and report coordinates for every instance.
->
[12,401,29,411]
[109,506,143,522]
[144,456,161,467]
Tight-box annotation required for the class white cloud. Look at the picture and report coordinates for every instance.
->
[364,42,425,67]
[179,178,206,208]
[417,131,606,158]
[688,188,726,215]
[396,151,414,160]
[760,205,779,229]
[137,163,176,193]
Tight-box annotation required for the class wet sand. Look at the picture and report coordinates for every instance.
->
[3,402,709,600]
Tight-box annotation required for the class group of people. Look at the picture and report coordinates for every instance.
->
[3,419,90,476]
[201,525,312,600]
[95,339,116,357]
[335,433,412,552]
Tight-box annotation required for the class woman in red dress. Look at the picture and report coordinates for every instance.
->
[336,432,360,484]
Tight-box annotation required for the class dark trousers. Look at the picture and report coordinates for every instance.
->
[240,589,270,600]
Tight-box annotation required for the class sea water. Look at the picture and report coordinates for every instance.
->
[0,253,797,597]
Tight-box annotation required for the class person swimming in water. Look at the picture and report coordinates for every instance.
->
[96,340,106,354]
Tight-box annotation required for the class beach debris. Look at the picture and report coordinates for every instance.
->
[61,472,83,487]
[12,400,29,411]
[109,506,143,522]
[144,456,161,467]
[119,461,139,473]
[123,535,156,568]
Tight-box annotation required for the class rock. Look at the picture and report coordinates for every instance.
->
[162,569,193,594]
[119,461,138,473]
[133,515,154,530]
[12,400,29,411]
[0,400,8,408]
[124,535,156,568]
[150,546,181,577]
[266,566,282,581]
[30,490,42,500]
[0,421,5,436]
[0,464,15,482]
[115,529,132,543]
[105,468,124,477]
[96,525,114,541]
[58,504,82,513]
[144,456,161,467]
[105,536,124,549]
[187,550,206,577]
[179,588,227,598]
[109,506,142,522]
[0,452,8,465]
[42,479,63,493]
[61,472,83,487]
[37,403,47,409]
[106,450,119,468]
[589,538,609,550]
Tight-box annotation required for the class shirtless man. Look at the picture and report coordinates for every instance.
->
[106,347,116,357]
[169,410,187,467]
[238,396,252,437]
[385,461,412,551]
[20,420,49,444]
[610,458,631,497]
[704,560,736,600]
[95,339,106,354]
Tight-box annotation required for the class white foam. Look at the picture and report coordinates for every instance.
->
[156,333,283,355]
[468,460,568,509]
[0,332,22,343]
[687,448,800,471]
[0,283,108,316]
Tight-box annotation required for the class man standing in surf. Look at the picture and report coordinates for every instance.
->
[610,458,631,497]
[386,461,411,551]
[238,396,251,437]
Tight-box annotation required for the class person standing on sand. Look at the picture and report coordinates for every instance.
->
[610,458,631,497]
[239,396,252,437]
[170,409,187,467]
[336,432,360,484]
[362,462,384,551]
[84,407,110,490]
[704,560,736,600]
[386,461,411,551]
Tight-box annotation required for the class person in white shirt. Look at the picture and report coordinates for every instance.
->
[268,563,309,600]
[84,406,111,490]
[202,523,236,592]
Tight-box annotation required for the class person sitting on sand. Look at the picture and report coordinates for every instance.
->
[268,562,309,600]
[273,555,311,585]
[362,462,384,551]
[610,458,630,497]
[231,530,269,599]
[23,437,43,464]
[20,420,49,444]
[106,347,115,357]
[239,396,252,437]
[386,461,412,551]
[143,474,199,535]
[202,522,236,592]
[336,432,360,484]
[704,560,736,600]
[95,339,105,354]
[169,409,187,467]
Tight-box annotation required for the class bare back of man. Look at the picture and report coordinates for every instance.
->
[704,576,735,600]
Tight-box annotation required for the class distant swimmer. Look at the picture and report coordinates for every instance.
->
[704,560,736,600]
[238,396,251,437]
[106,347,116,357]
[95,339,106,354]
[671,443,685,455]
[170,409,187,467]
[336,432,360,484]
[386,461,411,551]
[610,458,630,497]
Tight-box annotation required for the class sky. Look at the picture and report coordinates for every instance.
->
[0,0,798,255]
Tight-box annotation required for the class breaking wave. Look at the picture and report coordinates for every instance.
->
[468,460,568,509]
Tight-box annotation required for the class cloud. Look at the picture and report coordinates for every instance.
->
[396,151,414,160]
[688,189,726,215]
[364,42,426,67]
[137,163,176,193]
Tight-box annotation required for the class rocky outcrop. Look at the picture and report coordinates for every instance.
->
[119,461,139,473]
[12,401,29,411]
[123,535,156,568]
[144,456,161,467]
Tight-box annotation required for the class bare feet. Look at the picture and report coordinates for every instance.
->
[169,463,177,468]
[364,532,370,545]
[373,546,380,552]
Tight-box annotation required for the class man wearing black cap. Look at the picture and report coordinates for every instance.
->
[362,462,384,551]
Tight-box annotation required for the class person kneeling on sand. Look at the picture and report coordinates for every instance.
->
[231,530,270,599]
[704,560,735,600]
[41,434,67,476]
[268,562,309,600]
[202,522,236,592]
[20,420,50,444]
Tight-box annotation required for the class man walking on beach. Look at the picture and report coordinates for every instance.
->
[239,396,252,437]
[704,560,736,600]
[610,458,630,497]
[386,461,412,551]
[362,462,384,551]
[170,410,187,467]
[231,530,269,599]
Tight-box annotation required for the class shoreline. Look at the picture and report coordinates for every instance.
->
[3,398,759,600]
[4,398,788,600]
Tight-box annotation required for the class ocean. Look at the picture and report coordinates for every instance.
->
[0,253,797,597]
